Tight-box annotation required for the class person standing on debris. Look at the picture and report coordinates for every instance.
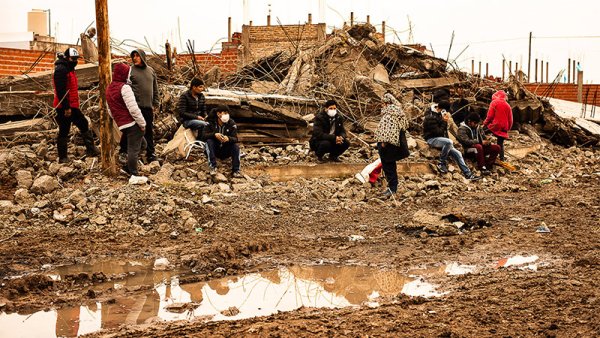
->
[52,47,100,163]
[106,63,147,177]
[119,49,160,163]
[374,93,410,197]
[310,100,350,162]
[484,90,513,161]
[177,78,208,141]
[423,100,480,181]
[203,105,242,177]
[457,112,500,176]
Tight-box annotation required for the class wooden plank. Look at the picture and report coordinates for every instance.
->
[0,91,54,117]
[0,118,53,136]
[392,76,461,89]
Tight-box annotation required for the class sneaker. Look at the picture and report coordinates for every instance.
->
[146,154,158,163]
[437,162,449,174]
[209,166,217,175]
[232,171,243,178]
[330,156,342,162]
[481,169,491,176]
[382,188,395,198]
[465,173,482,181]
[120,165,138,176]
[58,156,70,164]
[317,156,326,163]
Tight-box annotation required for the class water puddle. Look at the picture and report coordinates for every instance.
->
[0,264,453,337]
[496,255,539,270]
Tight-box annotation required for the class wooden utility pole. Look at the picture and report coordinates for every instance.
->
[502,60,505,81]
[527,32,532,83]
[535,58,538,82]
[95,0,115,174]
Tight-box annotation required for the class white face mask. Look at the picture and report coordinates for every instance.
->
[327,109,337,117]
[220,114,230,123]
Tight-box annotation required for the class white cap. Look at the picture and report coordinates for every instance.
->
[65,47,80,58]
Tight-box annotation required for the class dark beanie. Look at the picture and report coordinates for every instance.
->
[324,100,337,108]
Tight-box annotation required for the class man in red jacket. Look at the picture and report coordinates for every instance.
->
[484,90,513,161]
[52,48,99,163]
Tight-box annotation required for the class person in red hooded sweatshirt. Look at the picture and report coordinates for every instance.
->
[106,63,147,176]
[483,90,513,161]
[52,48,100,163]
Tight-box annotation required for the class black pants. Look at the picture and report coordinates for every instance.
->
[56,107,89,138]
[496,136,506,160]
[120,107,154,155]
[311,139,350,158]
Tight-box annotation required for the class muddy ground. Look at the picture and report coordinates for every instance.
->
[0,141,599,337]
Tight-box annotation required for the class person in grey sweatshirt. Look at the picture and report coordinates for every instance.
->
[119,49,160,162]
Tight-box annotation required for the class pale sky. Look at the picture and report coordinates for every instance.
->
[0,0,598,83]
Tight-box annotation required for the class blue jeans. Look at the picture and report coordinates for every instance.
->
[205,138,240,172]
[427,137,471,176]
[183,119,209,140]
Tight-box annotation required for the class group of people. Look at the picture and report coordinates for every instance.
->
[53,47,513,191]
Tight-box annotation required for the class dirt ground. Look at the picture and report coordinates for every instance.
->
[1,143,599,337]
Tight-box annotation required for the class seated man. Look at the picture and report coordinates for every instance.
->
[309,100,350,162]
[203,105,242,177]
[423,100,480,181]
[457,112,500,176]
[177,78,208,141]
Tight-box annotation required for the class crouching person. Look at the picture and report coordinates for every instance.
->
[107,63,147,176]
[309,100,350,162]
[457,112,500,176]
[204,105,242,178]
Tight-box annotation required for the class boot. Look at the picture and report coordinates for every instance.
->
[81,130,100,157]
[57,137,69,163]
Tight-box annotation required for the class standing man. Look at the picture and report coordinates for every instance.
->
[309,100,350,162]
[120,49,160,162]
[177,78,208,141]
[423,101,480,181]
[52,47,100,163]
[203,105,242,177]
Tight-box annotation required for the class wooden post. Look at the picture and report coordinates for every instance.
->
[95,0,115,174]
[546,62,549,83]
[534,58,538,82]
[577,69,583,102]
[471,60,474,75]
[572,60,576,84]
[382,21,385,42]
[478,61,481,78]
[165,41,172,70]
[527,32,532,83]
[249,20,252,26]
[228,17,232,42]
[540,60,543,83]
[366,15,370,24]
[308,13,312,24]
[350,12,354,26]
[267,15,271,26]
[515,62,519,80]
[509,61,512,75]
[485,62,489,78]
[502,60,505,81]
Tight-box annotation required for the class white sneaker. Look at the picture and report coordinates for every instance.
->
[129,175,148,185]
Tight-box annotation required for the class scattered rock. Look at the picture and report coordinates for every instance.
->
[14,170,33,189]
[153,258,170,270]
[30,175,60,195]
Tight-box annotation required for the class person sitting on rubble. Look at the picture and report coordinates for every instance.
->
[484,90,513,161]
[309,100,350,162]
[374,93,410,198]
[106,62,147,177]
[177,78,208,142]
[203,105,242,178]
[52,48,100,163]
[423,100,481,181]
[457,112,500,176]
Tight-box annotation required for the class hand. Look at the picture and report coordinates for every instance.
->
[442,113,450,122]
[197,116,204,121]
[381,142,386,148]
[64,108,72,117]
[335,136,343,144]
[222,136,229,143]
[140,126,145,132]
[215,133,225,142]
[482,140,490,146]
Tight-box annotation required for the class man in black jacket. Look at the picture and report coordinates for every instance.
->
[309,100,350,162]
[203,105,242,177]
[177,78,207,141]
[423,101,480,181]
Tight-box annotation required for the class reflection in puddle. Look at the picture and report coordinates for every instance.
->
[496,255,539,270]
[0,265,450,337]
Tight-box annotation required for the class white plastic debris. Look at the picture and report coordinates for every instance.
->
[129,175,149,185]
[348,235,365,241]
[153,257,170,270]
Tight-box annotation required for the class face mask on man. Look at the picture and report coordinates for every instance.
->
[220,114,230,123]
[327,109,337,117]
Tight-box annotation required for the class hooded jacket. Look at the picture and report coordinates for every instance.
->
[422,104,448,140]
[484,90,513,138]
[52,56,80,109]
[107,63,146,130]
[129,49,159,109]
[457,122,485,149]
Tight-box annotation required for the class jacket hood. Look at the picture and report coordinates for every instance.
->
[130,49,148,67]
[492,90,508,101]
[55,55,76,70]
[112,63,130,83]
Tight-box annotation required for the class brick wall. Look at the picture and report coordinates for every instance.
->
[179,48,240,74]
[0,47,57,77]
[524,83,600,106]
[241,23,326,64]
